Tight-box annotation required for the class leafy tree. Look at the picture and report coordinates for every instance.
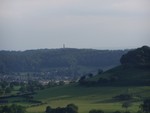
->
[0,104,26,113]
[47,81,57,87]
[66,103,78,113]
[19,85,26,93]
[5,87,11,94]
[1,81,8,90]
[124,111,131,113]
[26,85,34,92]
[79,75,86,85]
[112,111,121,113]
[98,77,109,84]
[59,81,65,86]
[88,73,93,78]
[140,99,150,113]
[45,103,78,113]
[1,105,11,113]
[97,69,103,75]
[110,76,118,82]
[10,83,14,89]
[89,109,104,113]
[137,110,143,113]
[0,87,3,95]
[114,94,133,101]
[45,106,52,113]
[122,102,132,111]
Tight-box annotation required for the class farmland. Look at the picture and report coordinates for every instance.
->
[26,84,150,113]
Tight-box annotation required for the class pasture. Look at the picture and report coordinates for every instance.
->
[26,84,150,113]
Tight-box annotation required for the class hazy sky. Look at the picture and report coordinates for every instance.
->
[0,0,150,50]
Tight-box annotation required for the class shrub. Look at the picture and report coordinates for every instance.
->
[113,111,121,113]
[89,109,104,113]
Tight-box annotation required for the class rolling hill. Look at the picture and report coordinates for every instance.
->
[0,48,127,77]
[1,46,150,113]
[26,46,150,113]
[81,46,150,86]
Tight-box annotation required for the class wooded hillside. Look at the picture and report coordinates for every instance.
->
[0,48,127,76]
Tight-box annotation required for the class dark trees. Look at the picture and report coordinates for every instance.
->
[88,73,94,78]
[122,102,132,111]
[79,76,86,85]
[113,94,133,101]
[45,106,52,113]
[140,99,150,113]
[66,103,78,113]
[112,111,121,113]
[0,49,126,74]
[89,109,104,113]
[120,46,150,67]
[45,104,78,113]
[97,69,103,75]
[0,104,26,113]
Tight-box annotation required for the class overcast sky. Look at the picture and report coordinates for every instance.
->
[0,0,150,50]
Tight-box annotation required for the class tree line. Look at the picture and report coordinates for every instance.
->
[120,46,150,68]
[44,99,150,113]
[0,104,26,113]
[0,48,127,74]
[0,99,149,113]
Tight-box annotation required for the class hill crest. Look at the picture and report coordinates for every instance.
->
[80,46,150,86]
[0,48,127,78]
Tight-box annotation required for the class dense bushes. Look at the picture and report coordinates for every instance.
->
[89,109,104,113]
[45,103,78,113]
[0,104,26,113]
[78,76,118,87]
[113,94,133,101]
[140,99,150,113]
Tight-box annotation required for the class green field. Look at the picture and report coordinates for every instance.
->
[26,84,150,113]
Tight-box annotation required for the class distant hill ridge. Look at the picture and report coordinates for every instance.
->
[80,46,150,86]
[0,48,127,76]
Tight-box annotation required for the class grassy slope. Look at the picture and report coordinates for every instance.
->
[27,65,150,113]
[89,66,150,86]
[27,84,150,113]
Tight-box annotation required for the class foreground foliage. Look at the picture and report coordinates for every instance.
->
[140,99,150,113]
[0,104,26,113]
[45,103,78,113]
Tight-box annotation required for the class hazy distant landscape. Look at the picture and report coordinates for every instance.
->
[0,49,128,80]
[0,0,150,113]
[0,46,150,113]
